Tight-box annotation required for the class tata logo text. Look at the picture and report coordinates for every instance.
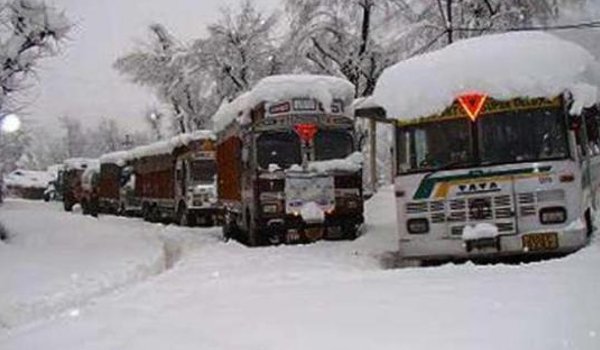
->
[457,182,501,195]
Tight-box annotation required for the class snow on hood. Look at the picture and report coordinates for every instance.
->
[373,32,600,121]
[213,74,355,133]
[99,130,216,165]
[3,170,54,189]
[307,152,364,174]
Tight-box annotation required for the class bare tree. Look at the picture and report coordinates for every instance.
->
[0,0,71,114]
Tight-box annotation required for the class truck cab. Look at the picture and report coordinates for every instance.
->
[215,75,364,246]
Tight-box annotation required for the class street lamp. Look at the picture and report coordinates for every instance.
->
[0,114,21,134]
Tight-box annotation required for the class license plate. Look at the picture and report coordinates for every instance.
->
[522,233,559,252]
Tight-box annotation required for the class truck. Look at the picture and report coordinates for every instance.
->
[79,164,100,216]
[61,158,99,212]
[117,131,219,226]
[214,75,365,246]
[97,151,129,215]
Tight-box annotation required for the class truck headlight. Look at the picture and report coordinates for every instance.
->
[262,204,279,214]
[540,207,567,225]
[407,218,429,234]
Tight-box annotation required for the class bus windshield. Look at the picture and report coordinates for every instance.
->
[314,129,354,161]
[479,108,569,165]
[257,131,302,169]
[190,159,217,184]
[397,107,569,174]
[398,119,473,173]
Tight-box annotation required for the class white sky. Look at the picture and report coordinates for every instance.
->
[27,0,282,133]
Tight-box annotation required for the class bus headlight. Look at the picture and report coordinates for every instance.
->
[407,218,429,234]
[540,207,567,225]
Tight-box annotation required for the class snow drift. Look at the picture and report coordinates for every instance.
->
[373,32,600,121]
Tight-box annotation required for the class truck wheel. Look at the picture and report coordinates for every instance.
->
[64,198,74,212]
[343,223,360,240]
[177,205,189,227]
[91,199,99,217]
[142,203,150,222]
[81,199,89,215]
[585,209,594,238]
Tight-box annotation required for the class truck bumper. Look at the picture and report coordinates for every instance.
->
[259,213,364,243]
[399,223,589,262]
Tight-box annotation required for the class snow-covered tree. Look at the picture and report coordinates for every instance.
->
[196,0,280,100]
[115,24,195,133]
[0,0,70,174]
[0,0,70,114]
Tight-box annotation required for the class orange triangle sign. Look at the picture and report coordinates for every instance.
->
[458,93,488,121]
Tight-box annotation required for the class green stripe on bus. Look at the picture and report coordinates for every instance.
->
[413,166,552,200]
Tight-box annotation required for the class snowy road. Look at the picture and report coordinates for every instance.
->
[1,190,599,349]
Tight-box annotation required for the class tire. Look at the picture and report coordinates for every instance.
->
[142,203,150,222]
[64,197,74,212]
[585,209,594,238]
[81,199,89,215]
[177,205,189,227]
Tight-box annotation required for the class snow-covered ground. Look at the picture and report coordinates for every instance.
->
[1,189,599,349]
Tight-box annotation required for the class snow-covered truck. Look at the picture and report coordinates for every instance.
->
[79,163,100,216]
[214,75,364,246]
[366,32,600,263]
[118,131,220,226]
[97,151,130,215]
[61,158,99,212]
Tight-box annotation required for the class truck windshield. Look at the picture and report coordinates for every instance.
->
[398,118,473,173]
[479,107,568,165]
[314,129,354,161]
[257,131,302,169]
[190,159,216,184]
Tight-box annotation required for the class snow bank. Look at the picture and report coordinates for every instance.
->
[3,170,53,189]
[3,188,600,350]
[373,32,600,121]
[213,74,356,132]
[99,130,215,165]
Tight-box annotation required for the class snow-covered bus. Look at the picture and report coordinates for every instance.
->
[369,32,600,263]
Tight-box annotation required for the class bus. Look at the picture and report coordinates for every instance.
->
[389,93,598,263]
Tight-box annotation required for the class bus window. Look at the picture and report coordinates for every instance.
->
[398,118,472,173]
[479,108,568,165]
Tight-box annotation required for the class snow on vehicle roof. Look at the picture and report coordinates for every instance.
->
[64,158,99,171]
[372,32,600,121]
[99,130,216,165]
[3,170,54,189]
[213,74,356,133]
